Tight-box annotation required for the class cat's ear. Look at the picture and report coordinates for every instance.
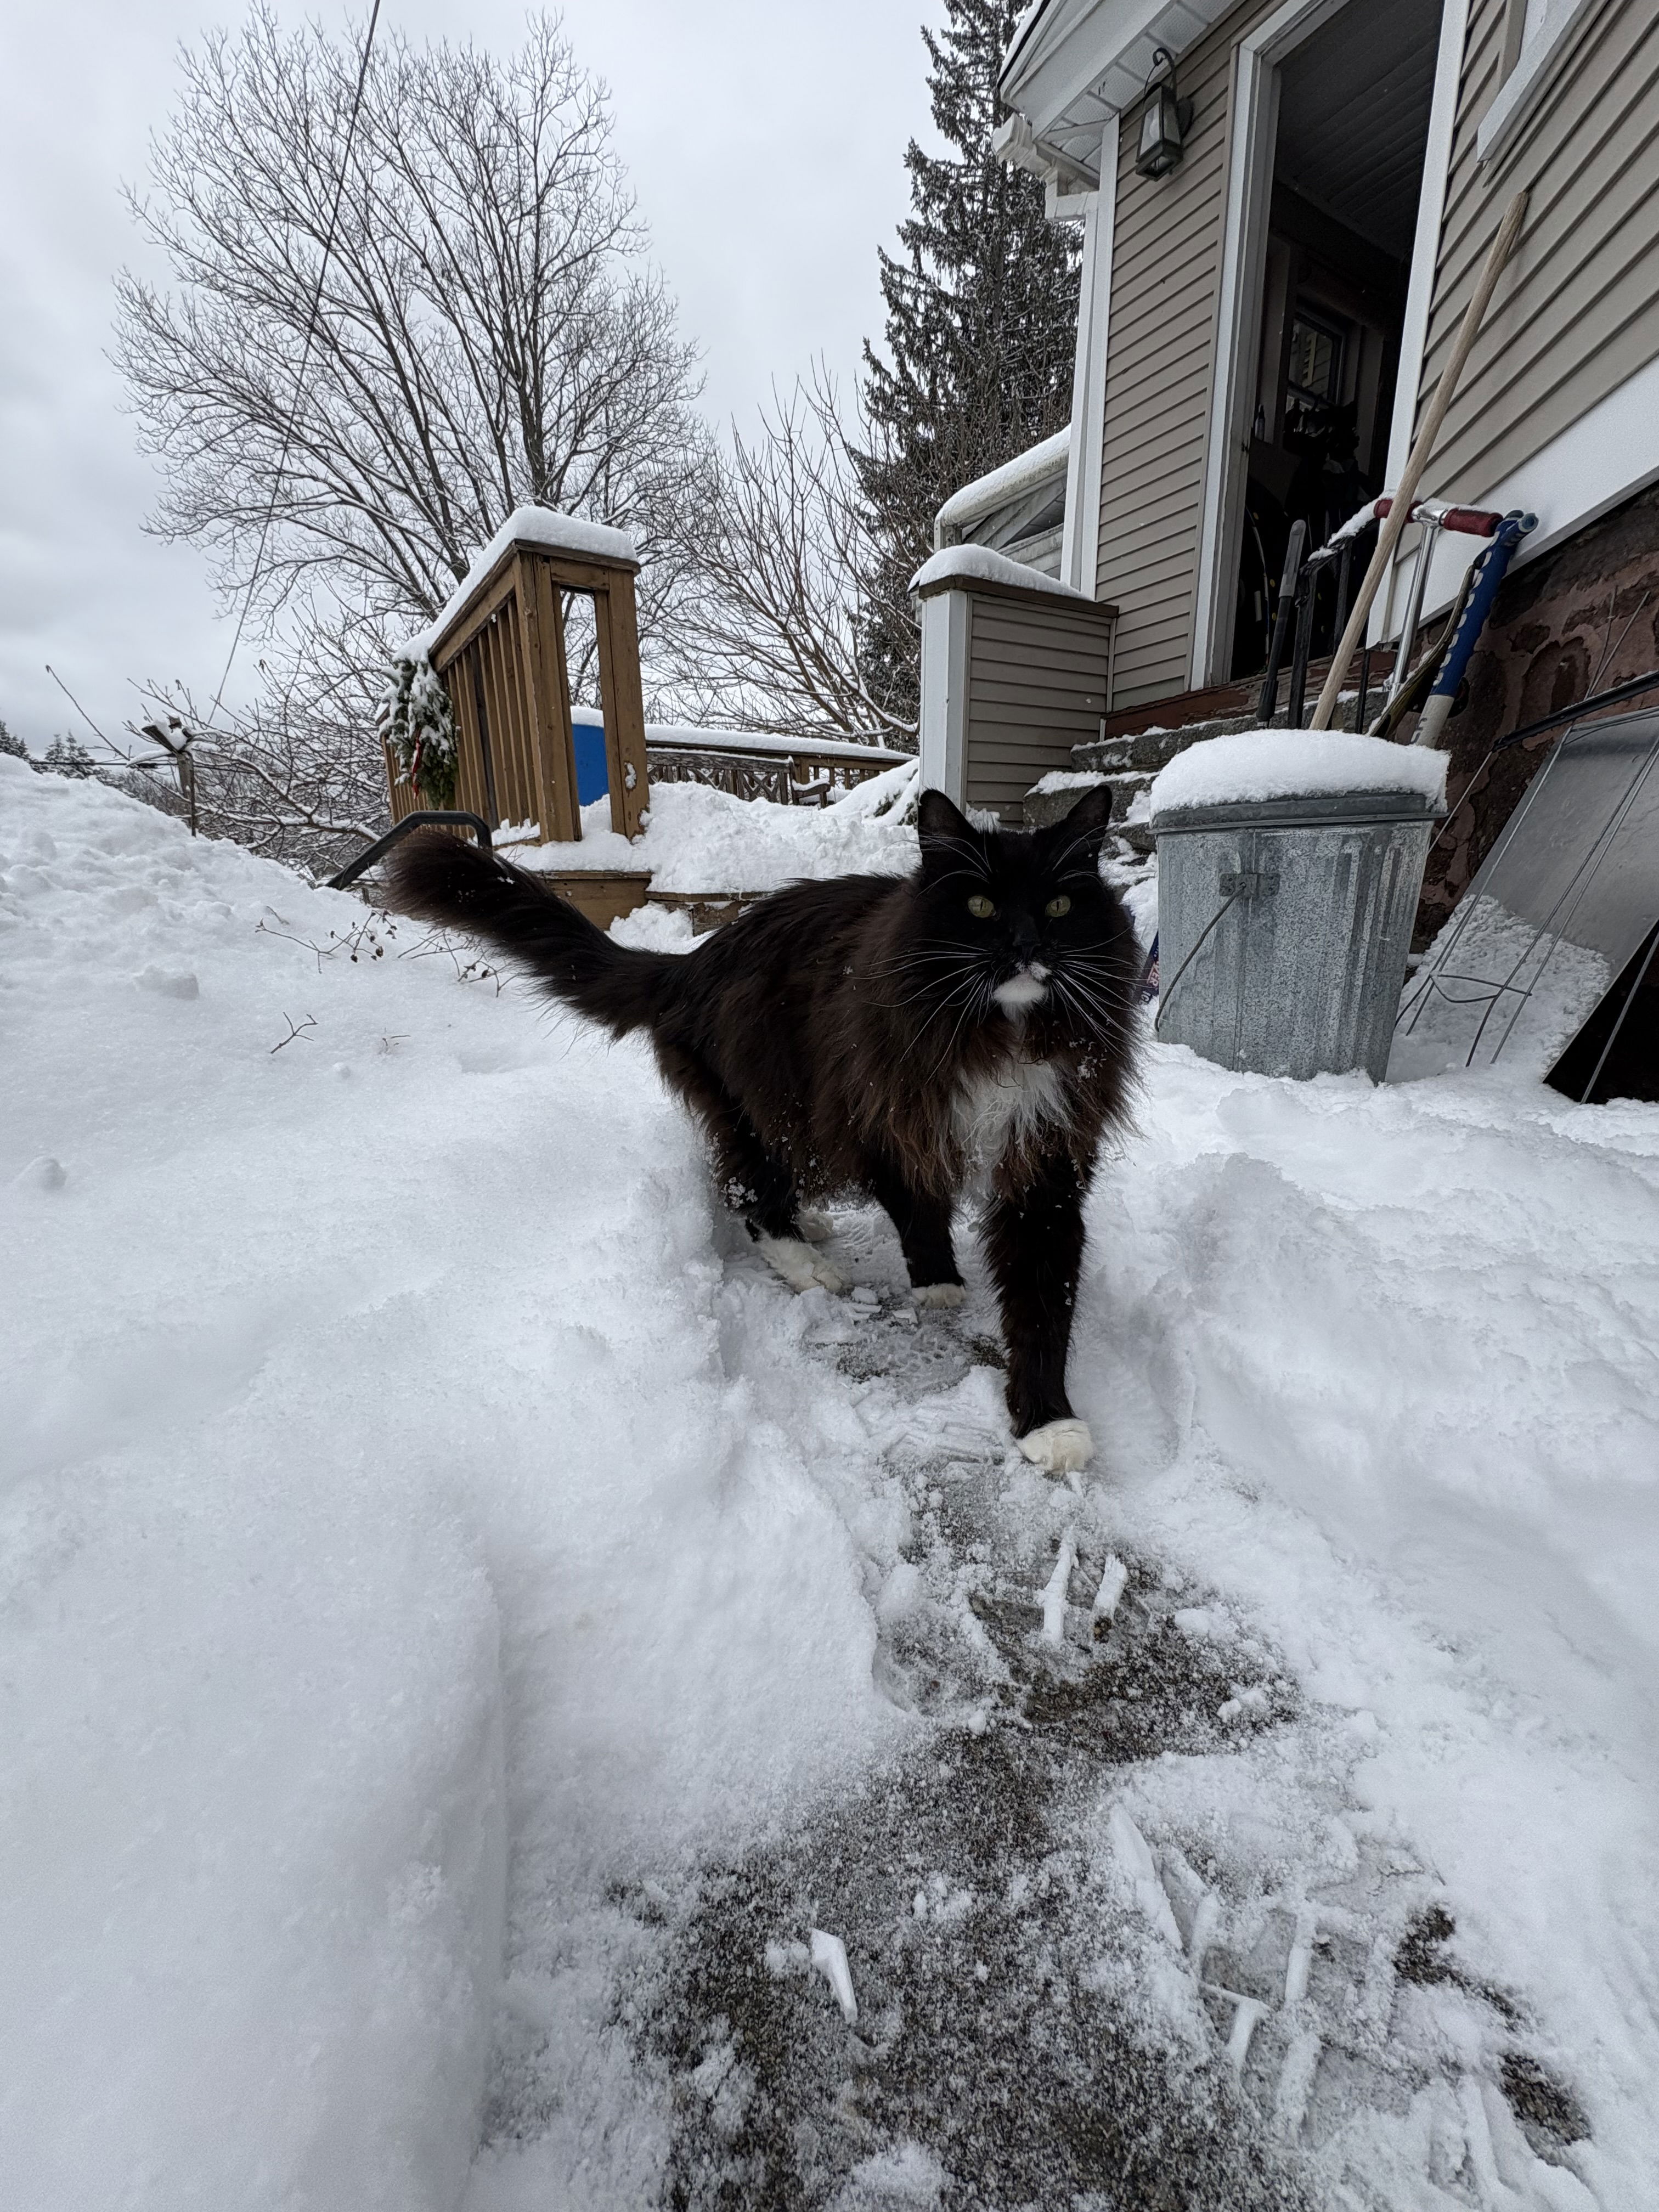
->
[1047,780,1114,861]
[916,788,977,864]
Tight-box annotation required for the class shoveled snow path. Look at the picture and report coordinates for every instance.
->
[556,1218,1621,2209]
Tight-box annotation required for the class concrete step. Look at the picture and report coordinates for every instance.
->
[1024,694,1370,844]
[1023,769,1146,831]
[1072,712,1260,776]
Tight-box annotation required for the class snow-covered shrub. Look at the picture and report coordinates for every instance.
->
[377,653,459,810]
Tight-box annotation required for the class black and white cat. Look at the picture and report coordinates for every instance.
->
[390,784,1139,1472]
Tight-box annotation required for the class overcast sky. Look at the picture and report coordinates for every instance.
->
[0,0,944,752]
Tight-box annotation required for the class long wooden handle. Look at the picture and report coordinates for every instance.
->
[1308,189,1528,732]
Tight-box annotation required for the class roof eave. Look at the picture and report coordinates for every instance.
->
[1001,0,1239,165]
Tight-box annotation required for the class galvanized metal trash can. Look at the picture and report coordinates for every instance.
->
[1153,787,1442,1080]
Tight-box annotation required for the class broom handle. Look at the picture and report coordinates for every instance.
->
[1308,190,1528,732]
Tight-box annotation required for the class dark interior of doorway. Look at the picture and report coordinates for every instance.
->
[1229,0,1444,680]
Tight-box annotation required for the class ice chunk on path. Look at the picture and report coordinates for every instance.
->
[1092,1554,1128,1627]
[1040,1529,1077,1643]
[839,2138,945,2206]
[809,1929,858,2024]
[1107,1806,1183,1948]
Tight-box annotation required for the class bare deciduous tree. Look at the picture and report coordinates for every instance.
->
[116,7,714,861]
[664,374,914,746]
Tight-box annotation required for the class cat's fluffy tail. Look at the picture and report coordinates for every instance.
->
[385,830,678,1038]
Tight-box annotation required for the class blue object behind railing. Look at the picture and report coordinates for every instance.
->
[572,708,608,805]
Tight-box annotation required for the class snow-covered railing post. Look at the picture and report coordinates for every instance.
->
[393,510,651,847]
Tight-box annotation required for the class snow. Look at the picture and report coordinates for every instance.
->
[1150,727,1449,819]
[1329,495,1389,545]
[7,753,1659,2203]
[408,506,638,655]
[933,426,1071,534]
[1,757,902,2206]
[1029,766,1109,794]
[1393,893,1615,1080]
[1102,1044,1659,2191]
[514,761,919,891]
[645,723,911,765]
[908,543,1086,601]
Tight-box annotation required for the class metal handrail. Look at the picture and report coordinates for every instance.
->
[326,810,493,891]
[1492,668,1659,753]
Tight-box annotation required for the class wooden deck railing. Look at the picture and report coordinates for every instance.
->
[385,518,650,845]
[644,735,912,807]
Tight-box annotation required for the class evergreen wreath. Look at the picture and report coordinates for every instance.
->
[377,651,459,810]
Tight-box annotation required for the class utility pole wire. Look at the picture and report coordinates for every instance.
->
[208,0,384,722]
[44,664,113,749]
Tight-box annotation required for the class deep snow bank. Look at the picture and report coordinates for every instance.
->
[0,759,900,2207]
[1074,1047,1659,2187]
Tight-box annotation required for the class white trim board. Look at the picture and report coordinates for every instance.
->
[1060,118,1120,595]
[1378,347,1659,637]
[917,591,970,804]
[1476,0,1609,171]
[1381,0,1474,506]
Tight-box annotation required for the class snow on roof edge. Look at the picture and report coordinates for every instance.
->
[909,544,1087,602]
[935,427,1071,533]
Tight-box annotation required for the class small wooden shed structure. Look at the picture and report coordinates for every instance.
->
[913,552,1118,822]
[386,510,651,848]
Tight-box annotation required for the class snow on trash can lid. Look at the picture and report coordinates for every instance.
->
[1148,729,1447,824]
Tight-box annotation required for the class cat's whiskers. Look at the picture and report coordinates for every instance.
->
[926,970,998,1087]
[890,969,992,1066]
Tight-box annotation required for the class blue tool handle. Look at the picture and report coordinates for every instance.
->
[1429,510,1536,701]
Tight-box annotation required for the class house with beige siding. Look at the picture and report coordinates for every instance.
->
[922,0,1659,851]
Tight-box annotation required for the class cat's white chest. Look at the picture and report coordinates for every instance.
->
[952,1055,1065,1172]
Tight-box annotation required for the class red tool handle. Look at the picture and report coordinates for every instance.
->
[1373,497,1502,538]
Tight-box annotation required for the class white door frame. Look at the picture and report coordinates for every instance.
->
[1189,0,1412,689]
[1374,0,1473,642]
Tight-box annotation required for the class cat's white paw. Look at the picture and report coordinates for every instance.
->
[756,1234,847,1295]
[911,1282,966,1309]
[795,1208,834,1244]
[1018,1417,1094,1472]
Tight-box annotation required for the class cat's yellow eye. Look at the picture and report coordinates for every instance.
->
[1046,894,1072,918]
[967,893,996,919]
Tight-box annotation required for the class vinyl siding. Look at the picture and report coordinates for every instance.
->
[960,594,1116,819]
[1094,0,1280,707]
[1410,0,1659,499]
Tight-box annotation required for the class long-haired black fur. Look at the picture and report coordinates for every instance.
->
[385,786,1138,1469]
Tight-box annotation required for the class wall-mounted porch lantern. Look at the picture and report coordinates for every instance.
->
[1135,47,1193,179]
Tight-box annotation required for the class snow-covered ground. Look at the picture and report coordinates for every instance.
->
[511,759,921,891]
[4,755,1656,2208]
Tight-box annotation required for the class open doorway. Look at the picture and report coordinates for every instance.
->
[1227,0,1444,680]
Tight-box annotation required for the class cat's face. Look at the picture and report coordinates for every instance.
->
[907,785,1133,1048]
